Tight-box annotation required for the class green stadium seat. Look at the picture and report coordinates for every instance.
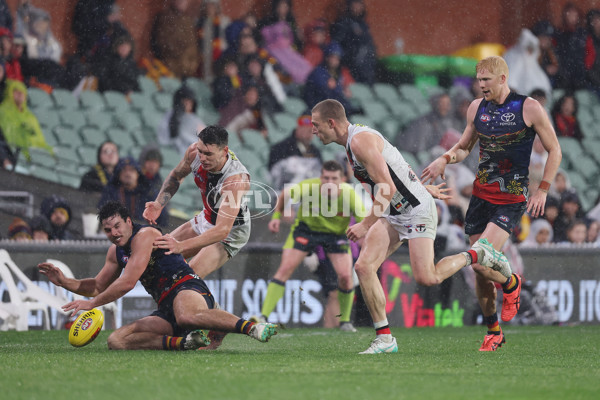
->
[54,145,82,164]
[129,129,147,147]
[379,116,402,142]
[129,92,156,113]
[58,109,87,131]
[28,88,54,110]
[283,96,308,116]
[28,148,57,168]
[77,145,99,166]
[349,82,375,101]
[34,108,61,131]
[158,77,182,94]
[186,77,212,100]
[399,84,426,104]
[80,126,108,147]
[80,91,107,111]
[104,91,131,112]
[196,107,219,125]
[272,112,297,133]
[29,164,61,183]
[140,108,164,134]
[362,101,390,122]
[84,111,115,131]
[572,154,600,182]
[114,111,143,131]
[582,138,600,164]
[558,137,584,165]
[161,146,182,168]
[401,152,419,170]
[373,83,402,112]
[51,89,79,110]
[53,126,83,147]
[153,92,172,112]
[138,76,159,94]
[389,101,420,126]
[105,127,136,152]
[58,171,82,189]
[575,89,598,110]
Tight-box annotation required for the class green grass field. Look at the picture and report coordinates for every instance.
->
[1,325,599,400]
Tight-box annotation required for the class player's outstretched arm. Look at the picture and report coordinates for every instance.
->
[144,144,194,224]
[421,99,481,184]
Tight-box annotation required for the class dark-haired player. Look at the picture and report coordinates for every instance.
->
[144,125,251,278]
[39,201,277,351]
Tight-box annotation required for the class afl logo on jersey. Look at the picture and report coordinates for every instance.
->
[480,114,491,122]
[498,215,510,223]
[501,113,515,122]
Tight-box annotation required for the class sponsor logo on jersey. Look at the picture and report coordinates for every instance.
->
[296,236,309,245]
[498,215,510,223]
[415,224,426,232]
[501,112,515,122]
[122,256,129,263]
[480,114,491,122]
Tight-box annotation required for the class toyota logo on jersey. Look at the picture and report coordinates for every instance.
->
[501,112,515,122]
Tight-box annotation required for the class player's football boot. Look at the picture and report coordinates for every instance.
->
[479,329,505,351]
[183,329,211,350]
[198,330,227,350]
[358,336,398,354]
[249,323,278,342]
[471,238,512,278]
[339,322,357,332]
[501,274,522,322]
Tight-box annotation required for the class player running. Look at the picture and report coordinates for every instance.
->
[310,99,511,354]
[39,201,277,351]
[422,56,562,351]
[143,125,250,278]
[251,160,365,331]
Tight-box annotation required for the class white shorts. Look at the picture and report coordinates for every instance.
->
[384,197,437,242]
[189,214,251,258]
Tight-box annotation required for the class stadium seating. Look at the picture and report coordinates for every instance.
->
[104,91,131,112]
[28,88,55,110]
[51,89,79,110]
[53,126,83,148]
[283,96,308,116]
[58,109,87,131]
[138,75,159,94]
[158,76,182,94]
[79,90,107,111]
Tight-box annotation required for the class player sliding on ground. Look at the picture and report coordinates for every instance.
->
[251,160,365,332]
[39,201,278,351]
[311,99,514,354]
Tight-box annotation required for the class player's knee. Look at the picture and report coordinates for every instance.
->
[414,274,441,287]
[337,273,353,290]
[354,261,372,278]
[107,331,126,350]
[175,314,199,330]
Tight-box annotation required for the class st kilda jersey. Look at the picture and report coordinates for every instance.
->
[191,150,251,226]
[345,123,432,216]
[473,92,536,204]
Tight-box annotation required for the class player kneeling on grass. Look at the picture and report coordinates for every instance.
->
[38,201,277,351]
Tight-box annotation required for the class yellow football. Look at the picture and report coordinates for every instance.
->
[68,308,104,347]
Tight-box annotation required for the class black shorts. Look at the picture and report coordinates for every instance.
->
[151,276,215,336]
[284,221,350,254]
[464,196,527,236]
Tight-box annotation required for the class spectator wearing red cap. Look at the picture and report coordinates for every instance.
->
[268,114,322,190]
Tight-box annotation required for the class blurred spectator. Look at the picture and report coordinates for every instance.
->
[21,7,62,63]
[196,0,231,82]
[553,192,585,242]
[555,2,586,90]
[241,53,285,114]
[531,20,560,87]
[303,41,356,112]
[99,156,169,227]
[434,200,468,253]
[543,196,560,228]
[503,28,552,98]
[584,9,600,95]
[158,85,206,155]
[395,92,460,154]
[0,127,16,169]
[551,93,583,141]
[96,33,140,94]
[40,195,78,240]
[520,218,554,248]
[0,0,12,30]
[529,88,549,111]
[29,215,52,241]
[0,79,52,160]
[564,219,587,244]
[0,58,5,103]
[7,217,32,241]
[587,219,600,243]
[221,84,267,142]
[330,0,377,84]
[259,0,302,49]
[303,18,328,68]
[0,28,24,82]
[80,141,120,193]
[548,169,578,205]
[211,55,242,110]
[151,0,199,78]
[588,196,600,222]
[261,21,312,85]
[87,4,131,68]
[139,145,164,197]
[268,114,322,190]
[72,0,116,56]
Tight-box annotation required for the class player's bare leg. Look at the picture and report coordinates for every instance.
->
[169,221,200,259]
[328,252,356,331]
[107,316,185,350]
[187,243,229,278]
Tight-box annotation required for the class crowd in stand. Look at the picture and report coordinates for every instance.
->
[1,0,600,251]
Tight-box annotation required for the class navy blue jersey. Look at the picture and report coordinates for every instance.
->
[473,92,536,204]
[116,224,197,304]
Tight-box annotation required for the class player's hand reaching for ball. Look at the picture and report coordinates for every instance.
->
[63,299,94,317]
[38,262,65,287]
[154,234,183,255]
[143,201,163,225]
[421,157,447,184]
